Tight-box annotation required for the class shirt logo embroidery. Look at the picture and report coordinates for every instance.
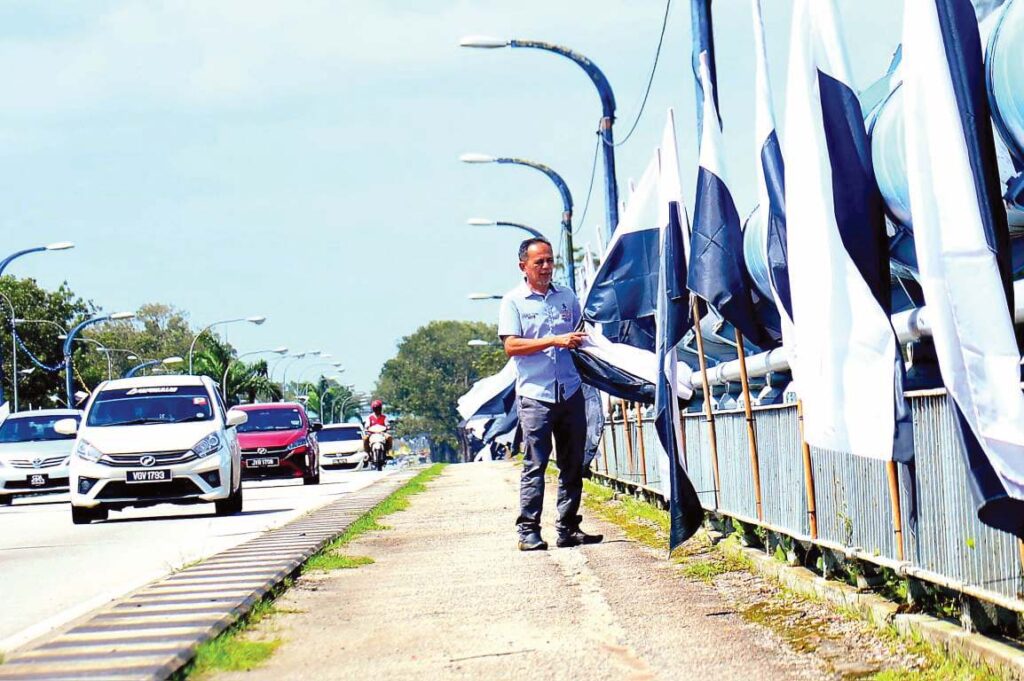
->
[560,303,572,322]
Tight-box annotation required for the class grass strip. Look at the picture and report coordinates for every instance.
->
[174,463,446,679]
[582,476,1003,681]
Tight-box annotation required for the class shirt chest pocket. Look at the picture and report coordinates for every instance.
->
[546,305,574,333]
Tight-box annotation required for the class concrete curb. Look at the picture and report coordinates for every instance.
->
[0,470,418,681]
[716,537,1024,679]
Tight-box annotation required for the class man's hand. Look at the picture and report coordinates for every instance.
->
[553,332,588,350]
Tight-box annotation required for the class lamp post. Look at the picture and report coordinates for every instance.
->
[125,356,183,379]
[58,335,113,381]
[64,312,135,406]
[461,153,576,292]
[0,241,75,404]
[336,393,366,423]
[317,375,342,423]
[466,218,544,239]
[187,316,267,374]
[459,37,619,240]
[279,351,322,390]
[291,363,344,399]
[222,346,288,396]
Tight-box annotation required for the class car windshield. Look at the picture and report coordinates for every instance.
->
[87,386,214,427]
[237,408,304,433]
[317,428,362,442]
[0,414,79,442]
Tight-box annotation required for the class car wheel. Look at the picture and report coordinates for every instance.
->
[71,505,106,525]
[303,460,321,486]
[0,495,12,506]
[215,480,243,516]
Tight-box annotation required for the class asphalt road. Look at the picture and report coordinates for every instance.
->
[0,467,390,653]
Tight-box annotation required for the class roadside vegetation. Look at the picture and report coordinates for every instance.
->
[173,464,446,679]
[581,477,1005,681]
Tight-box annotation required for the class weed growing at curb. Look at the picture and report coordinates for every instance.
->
[173,464,447,679]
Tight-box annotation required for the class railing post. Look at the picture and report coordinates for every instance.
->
[796,399,818,539]
[886,460,905,562]
[621,399,636,482]
[735,328,763,521]
[691,300,721,509]
[635,403,648,486]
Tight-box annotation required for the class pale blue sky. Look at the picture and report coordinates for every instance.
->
[2,1,898,392]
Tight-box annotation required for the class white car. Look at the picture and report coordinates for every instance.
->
[56,375,247,525]
[0,409,81,504]
[317,423,366,469]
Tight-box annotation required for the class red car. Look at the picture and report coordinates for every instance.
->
[234,402,321,484]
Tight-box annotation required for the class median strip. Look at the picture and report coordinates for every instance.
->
[0,471,421,681]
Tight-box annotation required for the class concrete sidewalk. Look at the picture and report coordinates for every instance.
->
[212,462,890,680]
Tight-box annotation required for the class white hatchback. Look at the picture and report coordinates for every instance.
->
[317,423,366,469]
[57,375,247,525]
[0,409,81,504]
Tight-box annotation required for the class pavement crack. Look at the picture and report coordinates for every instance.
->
[448,648,535,662]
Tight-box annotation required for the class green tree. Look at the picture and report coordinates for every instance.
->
[375,320,505,461]
[0,276,93,409]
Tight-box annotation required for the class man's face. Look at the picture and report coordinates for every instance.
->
[519,242,555,291]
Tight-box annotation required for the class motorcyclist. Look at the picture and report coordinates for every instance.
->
[362,399,393,456]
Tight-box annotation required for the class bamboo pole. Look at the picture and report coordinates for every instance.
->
[635,403,648,485]
[691,299,721,509]
[796,399,818,539]
[886,460,905,562]
[608,394,619,475]
[621,399,637,481]
[735,329,764,521]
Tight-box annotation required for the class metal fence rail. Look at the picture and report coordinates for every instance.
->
[596,390,1024,608]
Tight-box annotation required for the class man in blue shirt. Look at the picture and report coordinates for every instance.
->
[499,237,603,551]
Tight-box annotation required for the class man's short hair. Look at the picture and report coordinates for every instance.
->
[518,237,553,262]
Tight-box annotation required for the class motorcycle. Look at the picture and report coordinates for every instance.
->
[365,424,390,471]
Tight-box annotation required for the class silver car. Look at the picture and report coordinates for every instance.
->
[0,409,81,504]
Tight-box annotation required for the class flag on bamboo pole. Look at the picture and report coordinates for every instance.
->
[783,0,912,461]
[690,0,718,143]
[903,0,1024,537]
[687,56,763,346]
[751,0,792,332]
[657,200,704,549]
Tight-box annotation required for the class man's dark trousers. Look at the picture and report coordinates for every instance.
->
[516,388,586,539]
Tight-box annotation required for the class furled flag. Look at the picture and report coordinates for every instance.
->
[690,0,718,143]
[687,56,763,346]
[751,0,792,332]
[456,359,517,422]
[657,200,705,549]
[902,0,1024,536]
[784,0,912,461]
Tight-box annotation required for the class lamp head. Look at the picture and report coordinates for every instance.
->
[45,241,75,251]
[467,339,491,347]
[246,316,266,325]
[109,312,135,321]
[466,218,498,227]
[459,35,510,49]
[272,346,288,354]
[459,153,496,164]
[162,356,184,366]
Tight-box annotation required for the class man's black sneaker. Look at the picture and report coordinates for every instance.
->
[556,529,604,548]
[518,532,548,551]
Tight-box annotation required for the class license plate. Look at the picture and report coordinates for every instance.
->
[126,469,172,483]
[246,457,279,468]
[29,474,47,487]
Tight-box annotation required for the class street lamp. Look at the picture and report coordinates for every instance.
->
[0,241,76,404]
[187,316,267,374]
[467,339,494,347]
[467,293,503,301]
[64,311,135,405]
[466,218,544,239]
[57,334,113,381]
[221,346,288,396]
[125,356,183,379]
[278,352,323,394]
[459,36,619,241]
[460,153,576,291]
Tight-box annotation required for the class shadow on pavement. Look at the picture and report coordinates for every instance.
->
[100,508,289,524]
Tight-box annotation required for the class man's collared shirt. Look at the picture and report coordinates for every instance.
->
[498,280,582,404]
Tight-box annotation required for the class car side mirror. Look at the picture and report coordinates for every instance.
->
[225,410,248,428]
[53,418,79,436]
[310,422,323,432]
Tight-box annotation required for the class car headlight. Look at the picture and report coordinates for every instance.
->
[287,437,308,452]
[190,433,222,458]
[75,440,103,463]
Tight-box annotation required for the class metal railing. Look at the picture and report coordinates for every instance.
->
[595,390,1024,611]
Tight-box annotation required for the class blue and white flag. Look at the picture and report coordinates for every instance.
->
[688,56,763,345]
[456,359,517,422]
[903,0,1024,536]
[784,0,912,461]
[583,157,660,326]
[657,200,704,550]
[751,0,792,333]
[690,0,718,143]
